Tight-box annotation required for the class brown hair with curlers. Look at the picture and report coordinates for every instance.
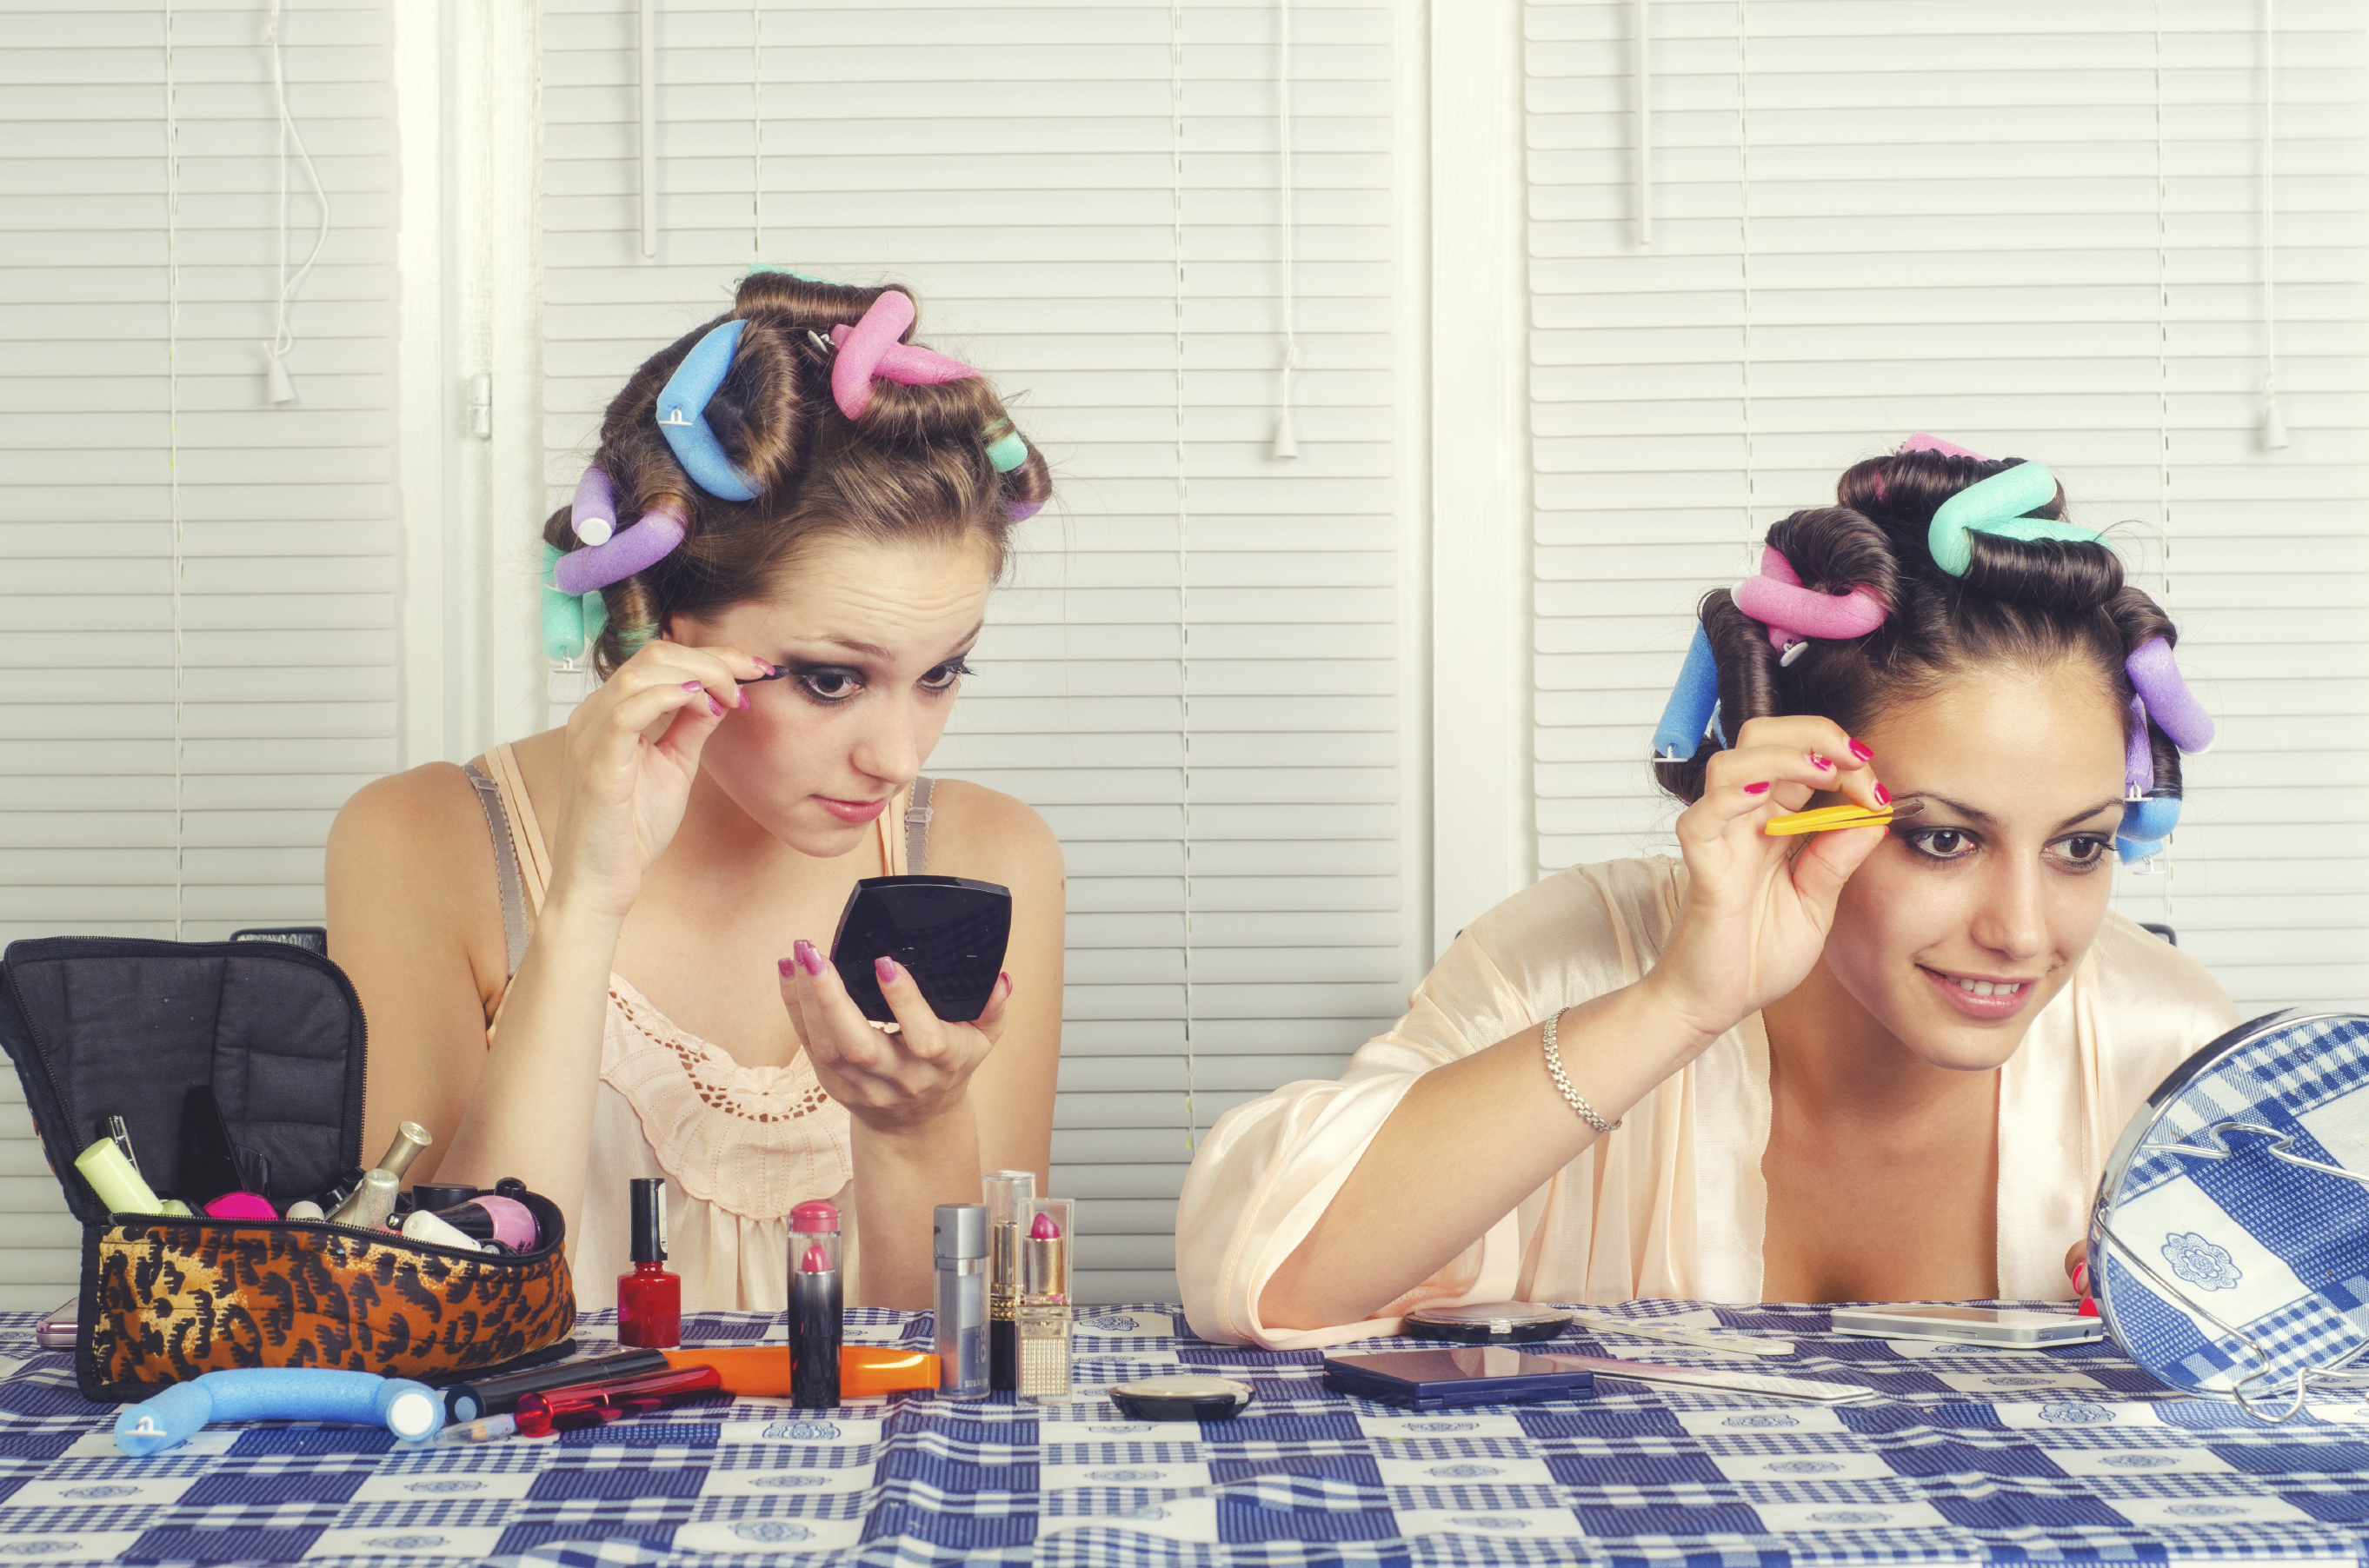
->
[545,271,1053,674]
[1652,444,2184,817]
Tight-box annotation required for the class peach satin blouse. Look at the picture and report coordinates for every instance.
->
[1175,857,2240,1350]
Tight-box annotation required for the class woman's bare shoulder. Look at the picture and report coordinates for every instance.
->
[921,778,1064,887]
[331,761,486,856]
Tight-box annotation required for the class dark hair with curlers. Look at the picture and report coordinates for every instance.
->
[1652,444,2183,816]
[544,271,1053,674]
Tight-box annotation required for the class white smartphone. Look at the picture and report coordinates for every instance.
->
[1830,1305,2103,1346]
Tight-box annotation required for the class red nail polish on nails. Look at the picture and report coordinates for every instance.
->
[1875,782,1893,806]
[1848,738,1873,761]
[1741,781,1771,796]
[1809,754,1832,771]
[875,955,901,986]
[2077,1297,2099,1318]
[795,939,827,978]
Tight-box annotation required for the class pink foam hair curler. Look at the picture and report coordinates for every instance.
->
[829,291,979,421]
[1732,548,1887,663]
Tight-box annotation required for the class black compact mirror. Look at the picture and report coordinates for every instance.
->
[828,875,1013,1025]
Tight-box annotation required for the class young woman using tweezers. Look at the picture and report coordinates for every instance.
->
[328,272,1066,1311]
[1179,435,2237,1345]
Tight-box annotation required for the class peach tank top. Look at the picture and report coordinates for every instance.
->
[467,742,934,1312]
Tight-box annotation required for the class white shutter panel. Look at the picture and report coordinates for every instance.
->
[1527,0,2369,1013]
[540,0,1407,1302]
[0,2,399,1305]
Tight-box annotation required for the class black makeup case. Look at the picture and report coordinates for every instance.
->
[0,935,576,1400]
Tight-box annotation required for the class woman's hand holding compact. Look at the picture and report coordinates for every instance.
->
[1645,714,1890,1046]
[545,638,769,923]
[779,941,1013,1133]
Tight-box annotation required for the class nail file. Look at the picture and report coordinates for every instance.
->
[1568,1312,1793,1358]
[1541,1353,1877,1404]
[1763,799,1925,837]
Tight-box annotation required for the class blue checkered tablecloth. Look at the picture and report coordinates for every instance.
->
[7,1300,2369,1565]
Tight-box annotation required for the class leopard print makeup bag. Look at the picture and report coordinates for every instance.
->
[2,935,576,1401]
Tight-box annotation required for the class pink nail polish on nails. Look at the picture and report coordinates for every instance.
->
[795,939,827,978]
[707,695,725,717]
[736,688,749,710]
[682,681,702,692]
[1849,738,1873,761]
[875,955,901,986]
[753,659,774,676]
[1875,782,1892,806]
[777,957,798,978]
[1741,781,1771,795]
[1809,754,1832,771]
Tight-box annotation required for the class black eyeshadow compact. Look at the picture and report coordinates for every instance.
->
[1107,1375,1255,1421]
[1403,1302,1574,1345]
[828,875,1013,1024]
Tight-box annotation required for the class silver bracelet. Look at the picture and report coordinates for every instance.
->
[1542,1009,1621,1134]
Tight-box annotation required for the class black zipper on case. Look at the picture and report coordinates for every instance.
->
[122,1211,560,1264]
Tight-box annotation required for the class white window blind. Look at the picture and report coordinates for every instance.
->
[0,1,398,1307]
[1527,0,2369,1013]
[540,0,1407,1302]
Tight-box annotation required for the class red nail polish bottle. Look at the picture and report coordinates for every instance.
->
[617,1177,681,1349]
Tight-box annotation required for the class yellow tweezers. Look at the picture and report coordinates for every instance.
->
[1763,799,1923,836]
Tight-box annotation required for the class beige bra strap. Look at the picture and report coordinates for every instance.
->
[484,742,553,916]
[904,776,935,876]
[462,764,529,980]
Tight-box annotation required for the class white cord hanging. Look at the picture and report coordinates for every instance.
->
[263,0,330,407]
[1635,0,1651,246]
[166,0,186,936]
[2259,0,2287,450]
[750,3,763,265]
[1271,0,1299,460]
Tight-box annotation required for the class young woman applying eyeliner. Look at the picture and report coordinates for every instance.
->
[327,273,1066,1311]
[1178,438,2238,1345]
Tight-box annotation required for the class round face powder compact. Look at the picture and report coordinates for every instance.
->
[1107,1375,1255,1421]
[1402,1302,1574,1345]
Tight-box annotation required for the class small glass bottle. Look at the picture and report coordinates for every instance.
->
[616,1177,681,1349]
[1016,1197,1073,1404]
[982,1170,1035,1392]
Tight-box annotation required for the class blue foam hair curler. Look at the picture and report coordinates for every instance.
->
[115,1368,444,1456]
[2119,794,2181,844]
[656,318,764,502]
[1651,623,1721,761]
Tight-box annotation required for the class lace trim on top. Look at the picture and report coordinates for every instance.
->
[599,972,853,1221]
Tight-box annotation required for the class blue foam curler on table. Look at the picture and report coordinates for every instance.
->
[115,1368,445,1456]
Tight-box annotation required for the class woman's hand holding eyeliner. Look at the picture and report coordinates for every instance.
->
[1646,715,1889,1048]
[545,638,770,921]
